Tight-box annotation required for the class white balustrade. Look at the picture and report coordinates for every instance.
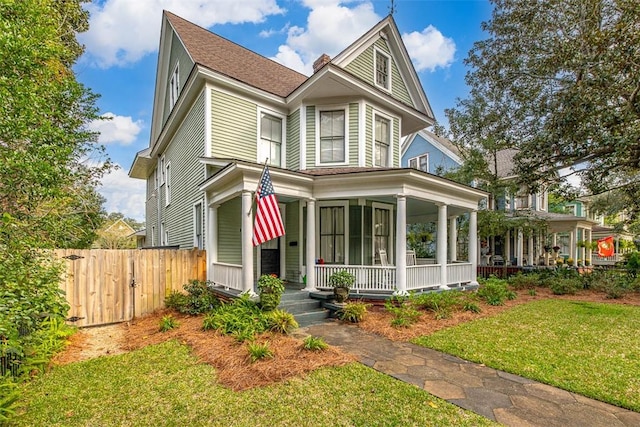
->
[211,262,243,291]
[406,265,440,290]
[446,263,473,285]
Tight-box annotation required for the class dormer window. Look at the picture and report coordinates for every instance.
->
[169,62,179,109]
[375,49,390,90]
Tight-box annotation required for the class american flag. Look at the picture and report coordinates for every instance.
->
[252,165,285,246]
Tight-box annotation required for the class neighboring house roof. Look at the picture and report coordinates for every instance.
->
[487,148,519,179]
[165,12,307,98]
[103,218,136,235]
[401,129,462,165]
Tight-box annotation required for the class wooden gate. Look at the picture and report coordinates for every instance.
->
[55,249,206,327]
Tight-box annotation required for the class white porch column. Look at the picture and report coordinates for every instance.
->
[304,199,317,292]
[395,195,408,295]
[468,210,478,285]
[569,226,578,265]
[241,190,256,296]
[437,203,449,290]
[207,203,218,282]
[517,228,523,266]
[527,234,534,266]
[448,216,458,262]
[586,228,592,264]
[505,229,511,265]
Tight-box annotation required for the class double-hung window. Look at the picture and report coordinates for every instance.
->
[375,50,390,90]
[320,206,345,263]
[260,113,282,167]
[373,206,390,264]
[319,110,345,163]
[374,115,390,167]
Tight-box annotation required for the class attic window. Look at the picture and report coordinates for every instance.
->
[374,49,390,90]
[169,62,179,109]
[409,154,429,172]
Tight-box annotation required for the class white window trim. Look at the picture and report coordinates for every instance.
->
[160,222,167,246]
[408,153,429,172]
[151,225,156,247]
[165,161,171,206]
[169,62,179,109]
[316,200,350,264]
[315,105,349,167]
[256,107,286,168]
[372,110,394,167]
[193,201,203,249]
[372,202,394,264]
[373,47,392,92]
[159,156,166,185]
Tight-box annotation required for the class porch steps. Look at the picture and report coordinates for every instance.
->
[279,290,330,327]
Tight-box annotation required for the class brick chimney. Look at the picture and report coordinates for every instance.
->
[312,54,331,73]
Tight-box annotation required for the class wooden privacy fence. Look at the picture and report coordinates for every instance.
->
[55,249,206,328]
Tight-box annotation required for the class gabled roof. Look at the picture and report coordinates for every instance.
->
[401,129,462,164]
[165,11,307,97]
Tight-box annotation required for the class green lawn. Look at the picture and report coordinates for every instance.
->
[414,299,640,411]
[14,340,496,427]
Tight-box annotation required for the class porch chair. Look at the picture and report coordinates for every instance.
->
[379,249,389,266]
[406,250,416,266]
[377,249,392,289]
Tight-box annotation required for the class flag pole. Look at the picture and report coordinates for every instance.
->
[247,158,269,216]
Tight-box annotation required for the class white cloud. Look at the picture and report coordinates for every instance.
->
[99,165,146,221]
[88,113,143,145]
[402,25,456,72]
[80,0,284,68]
[272,2,380,74]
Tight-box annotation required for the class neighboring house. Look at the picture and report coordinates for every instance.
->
[129,11,487,295]
[93,219,137,249]
[401,129,462,174]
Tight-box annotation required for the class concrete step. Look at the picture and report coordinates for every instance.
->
[294,309,329,328]
[280,290,311,302]
[279,299,322,314]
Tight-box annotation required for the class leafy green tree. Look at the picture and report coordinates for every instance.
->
[447,0,640,220]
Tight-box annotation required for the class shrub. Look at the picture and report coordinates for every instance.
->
[477,277,514,306]
[247,342,274,362]
[302,336,328,351]
[508,273,540,290]
[0,381,19,424]
[266,310,298,334]
[385,297,421,328]
[202,295,269,339]
[337,301,370,323]
[328,270,355,289]
[159,315,179,332]
[463,301,481,313]
[166,280,220,315]
[550,277,583,295]
[257,274,285,311]
[625,252,640,278]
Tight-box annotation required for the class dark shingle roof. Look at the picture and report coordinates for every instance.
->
[165,11,308,97]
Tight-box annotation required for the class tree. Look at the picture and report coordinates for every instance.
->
[447,0,640,219]
[0,0,111,249]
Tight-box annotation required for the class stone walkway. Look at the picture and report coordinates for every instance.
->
[304,321,640,427]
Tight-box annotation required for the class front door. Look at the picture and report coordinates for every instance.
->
[260,238,280,277]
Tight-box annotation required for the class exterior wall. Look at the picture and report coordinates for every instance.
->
[365,105,373,166]
[348,103,359,166]
[217,197,242,264]
[343,39,414,107]
[393,117,400,167]
[145,169,159,246]
[284,200,300,282]
[210,89,257,161]
[286,109,300,170]
[162,32,194,126]
[159,90,206,248]
[402,134,461,173]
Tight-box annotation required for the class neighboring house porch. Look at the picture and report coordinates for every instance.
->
[201,160,486,295]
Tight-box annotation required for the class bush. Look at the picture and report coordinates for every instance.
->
[165,280,220,315]
[412,291,463,319]
[0,381,19,424]
[625,252,640,278]
[337,302,370,323]
[247,342,274,362]
[257,274,285,311]
[159,315,179,332]
[508,273,540,290]
[477,277,514,306]
[549,277,583,295]
[385,296,421,328]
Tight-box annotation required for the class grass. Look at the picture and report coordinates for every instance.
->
[413,299,640,412]
[15,340,497,426]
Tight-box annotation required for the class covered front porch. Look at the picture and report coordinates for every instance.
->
[201,160,486,295]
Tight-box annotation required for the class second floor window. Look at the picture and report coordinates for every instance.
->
[260,113,282,166]
[319,110,345,163]
[374,115,390,167]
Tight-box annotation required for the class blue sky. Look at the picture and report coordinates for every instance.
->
[75,0,493,222]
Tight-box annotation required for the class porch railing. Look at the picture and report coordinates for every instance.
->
[211,262,243,291]
[591,254,622,265]
[315,265,396,292]
[447,262,473,285]
[407,264,440,290]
